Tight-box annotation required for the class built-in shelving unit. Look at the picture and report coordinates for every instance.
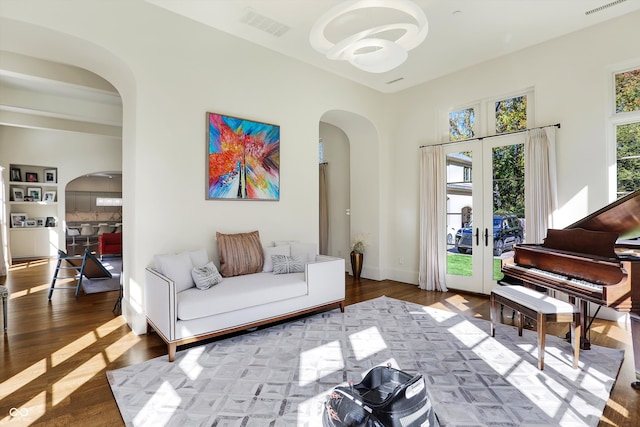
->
[8,164,60,258]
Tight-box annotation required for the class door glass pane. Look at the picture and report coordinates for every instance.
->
[491,144,525,280]
[446,151,473,276]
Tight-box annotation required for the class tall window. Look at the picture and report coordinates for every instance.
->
[613,67,640,197]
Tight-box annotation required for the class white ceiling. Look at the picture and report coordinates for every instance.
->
[147,0,640,93]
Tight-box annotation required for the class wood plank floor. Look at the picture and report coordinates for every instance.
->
[1,258,638,426]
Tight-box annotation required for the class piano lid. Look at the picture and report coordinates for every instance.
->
[566,188,640,240]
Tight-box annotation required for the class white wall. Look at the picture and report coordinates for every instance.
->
[0,0,386,333]
[385,10,640,284]
[1,2,638,331]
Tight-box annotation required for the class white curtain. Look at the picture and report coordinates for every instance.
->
[418,145,448,291]
[0,166,8,276]
[524,126,558,244]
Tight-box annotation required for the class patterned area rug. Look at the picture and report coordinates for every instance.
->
[107,296,623,426]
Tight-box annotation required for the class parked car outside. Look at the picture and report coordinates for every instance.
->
[455,214,523,256]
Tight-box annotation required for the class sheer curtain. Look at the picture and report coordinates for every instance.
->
[418,145,448,291]
[0,166,8,276]
[524,126,558,244]
[319,163,329,255]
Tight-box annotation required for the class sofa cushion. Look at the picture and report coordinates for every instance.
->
[290,242,317,264]
[154,251,195,293]
[191,261,223,290]
[272,255,305,274]
[217,230,264,277]
[262,245,291,272]
[176,272,307,320]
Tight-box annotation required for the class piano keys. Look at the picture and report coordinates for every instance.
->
[500,188,640,388]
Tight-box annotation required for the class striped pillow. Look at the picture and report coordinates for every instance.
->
[216,231,264,277]
[271,255,305,274]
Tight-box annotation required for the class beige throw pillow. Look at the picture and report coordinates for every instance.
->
[217,230,264,277]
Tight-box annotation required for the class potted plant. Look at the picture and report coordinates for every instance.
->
[350,233,368,280]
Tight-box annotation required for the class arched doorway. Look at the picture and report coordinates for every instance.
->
[65,172,122,256]
[319,110,381,280]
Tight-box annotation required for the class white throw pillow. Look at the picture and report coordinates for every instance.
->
[271,255,305,274]
[262,245,291,272]
[154,251,195,293]
[188,248,209,268]
[290,242,317,264]
[191,261,223,290]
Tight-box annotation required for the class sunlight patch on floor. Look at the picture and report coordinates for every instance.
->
[132,381,181,427]
[299,341,343,386]
[348,326,387,360]
[0,358,47,399]
[52,353,107,406]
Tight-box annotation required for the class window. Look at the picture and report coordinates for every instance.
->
[449,107,475,141]
[495,95,527,134]
[319,138,324,163]
[613,67,640,197]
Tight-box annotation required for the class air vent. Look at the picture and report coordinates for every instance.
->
[386,77,405,85]
[240,10,290,37]
[585,0,627,15]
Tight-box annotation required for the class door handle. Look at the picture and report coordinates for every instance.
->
[474,227,479,246]
[484,228,489,246]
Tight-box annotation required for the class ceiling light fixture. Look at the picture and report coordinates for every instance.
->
[310,0,428,74]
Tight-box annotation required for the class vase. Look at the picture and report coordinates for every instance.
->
[350,251,363,280]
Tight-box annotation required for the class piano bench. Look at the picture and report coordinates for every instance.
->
[490,285,580,370]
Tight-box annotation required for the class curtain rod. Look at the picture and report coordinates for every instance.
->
[419,123,561,148]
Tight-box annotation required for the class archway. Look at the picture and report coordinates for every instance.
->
[320,110,381,280]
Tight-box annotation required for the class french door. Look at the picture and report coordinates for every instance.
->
[444,133,525,294]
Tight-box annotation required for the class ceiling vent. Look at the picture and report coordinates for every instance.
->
[240,9,290,37]
[585,0,627,15]
[386,77,405,85]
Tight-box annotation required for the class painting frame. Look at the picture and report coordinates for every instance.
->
[10,213,27,228]
[27,187,42,201]
[206,112,280,201]
[25,172,38,183]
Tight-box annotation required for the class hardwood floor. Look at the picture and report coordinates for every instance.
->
[1,258,638,426]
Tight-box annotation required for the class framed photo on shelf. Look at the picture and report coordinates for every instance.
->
[10,213,27,228]
[25,219,38,228]
[44,169,57,183]
[25,172,38,183]
[10,167,22,182]
[27,187,42,201]
[45,217,56,227]
[43,191,56,202]
[35,217,45,227]
[12,187,25,201]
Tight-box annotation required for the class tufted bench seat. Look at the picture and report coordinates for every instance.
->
[490,285,580,370]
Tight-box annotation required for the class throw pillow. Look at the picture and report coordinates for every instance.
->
[191,261,223,290]
[262,245,291,272]
[272,255,305,274]
[290,242,317,264]
[217,230,264,277]
[153,251,195,293]
[188,249,209,268]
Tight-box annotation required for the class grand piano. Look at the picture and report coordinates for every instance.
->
[501,188,640,388]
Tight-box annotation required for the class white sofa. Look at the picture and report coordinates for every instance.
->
[145,243,345,362]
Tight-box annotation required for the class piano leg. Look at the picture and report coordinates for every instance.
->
[579,300,591,350]
[630,313,640,389]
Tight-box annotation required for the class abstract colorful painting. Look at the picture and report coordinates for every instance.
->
[206,112,280,200]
